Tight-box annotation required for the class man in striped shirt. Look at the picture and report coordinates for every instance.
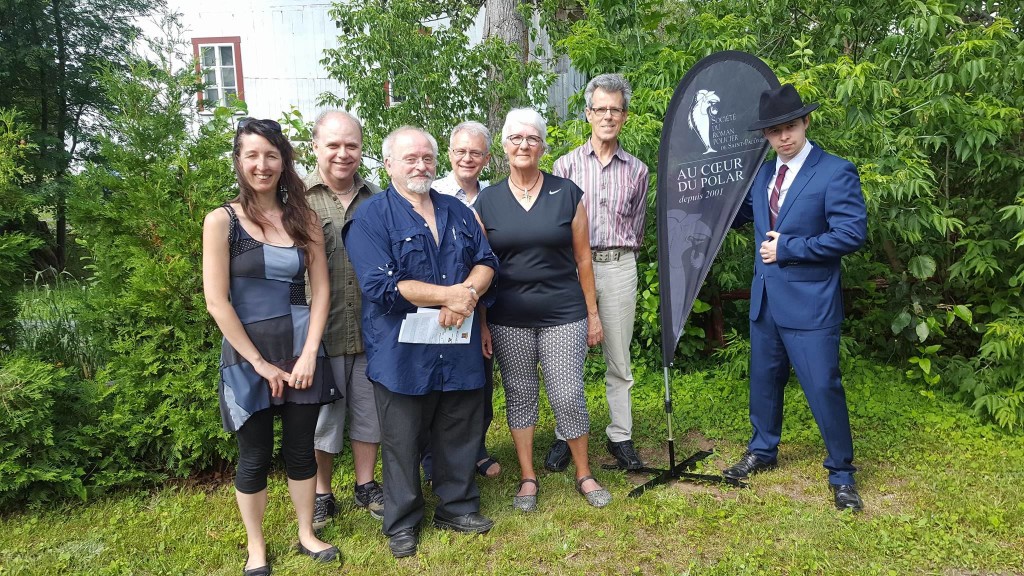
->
[551,73,650,471]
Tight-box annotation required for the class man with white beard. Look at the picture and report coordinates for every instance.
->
[342,126,499,558]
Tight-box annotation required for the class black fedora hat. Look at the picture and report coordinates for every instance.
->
[747,84,819,131]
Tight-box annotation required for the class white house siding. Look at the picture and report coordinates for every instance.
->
[145,0,347,123]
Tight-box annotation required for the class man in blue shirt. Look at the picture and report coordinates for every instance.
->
[343,126,498,558]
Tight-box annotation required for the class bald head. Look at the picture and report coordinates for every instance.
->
[312,110,364,190]
[312,109,362,141]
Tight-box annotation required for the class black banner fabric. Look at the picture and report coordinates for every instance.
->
[657,51,780,367]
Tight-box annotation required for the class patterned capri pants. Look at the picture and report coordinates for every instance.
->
[489,318,590,439]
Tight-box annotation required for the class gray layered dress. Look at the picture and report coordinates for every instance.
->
[218,204,338,432]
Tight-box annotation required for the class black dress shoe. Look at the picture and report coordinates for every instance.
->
[722,451,777,480]
[296,543,340,563]
[544,439,571,472]
[433,511,495,533]
[831,484,864,512]
[388,526,420,558]
[606,439,644,470]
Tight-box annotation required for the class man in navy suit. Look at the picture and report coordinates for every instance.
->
[725,84,867,512]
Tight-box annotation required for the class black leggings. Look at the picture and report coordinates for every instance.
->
[234,403,320,494]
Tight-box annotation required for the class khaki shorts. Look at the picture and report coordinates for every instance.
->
[313,353,380,453]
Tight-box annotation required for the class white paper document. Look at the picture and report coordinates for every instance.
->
[398,307,474,344]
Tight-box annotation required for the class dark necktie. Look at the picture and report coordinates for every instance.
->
[769,164,788,229]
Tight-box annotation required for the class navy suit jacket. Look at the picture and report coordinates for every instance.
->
[734,144,867,330]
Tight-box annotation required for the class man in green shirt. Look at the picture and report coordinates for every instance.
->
[306,110,384,528]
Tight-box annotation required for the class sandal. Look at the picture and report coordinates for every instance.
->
[512,478,539,512]
[476,456,501,478]
[575,475,612,508]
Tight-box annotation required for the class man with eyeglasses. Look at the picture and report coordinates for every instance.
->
[422,121,501,484]
[551,73,650,472]
[304,110,386,529]
[433,121,491,207]
[343,126,498,557]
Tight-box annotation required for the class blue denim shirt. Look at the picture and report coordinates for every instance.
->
[342,186,499,395]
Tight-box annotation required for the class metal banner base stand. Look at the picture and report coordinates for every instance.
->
[626,367,747,498]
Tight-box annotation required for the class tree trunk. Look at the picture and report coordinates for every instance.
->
[52,0,68,269]
[484,0,528,174]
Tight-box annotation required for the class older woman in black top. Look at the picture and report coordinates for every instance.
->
[476,107,611,510]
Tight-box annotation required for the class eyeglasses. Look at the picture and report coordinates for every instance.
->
[237,117,283,133]
[397,155,437,167]
[450,149,487,160]
[506,135,543,148]
[589,107,625,118]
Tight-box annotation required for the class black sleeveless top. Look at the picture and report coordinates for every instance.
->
[475,173,587,327]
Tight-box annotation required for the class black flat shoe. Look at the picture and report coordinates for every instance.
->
[432,511,495,533]
[544,439,570,472]
[243,554,271,576]
[722,451,777,480]
[831,484,864,512]
[296,542,341,563]
[388,526,420,558]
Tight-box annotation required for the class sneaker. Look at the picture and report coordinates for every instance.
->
[354,480,384,520]
[312,492,337,530]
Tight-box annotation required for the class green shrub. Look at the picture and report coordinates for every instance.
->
[0,355,91,508]
[16,269,105,378]
[0,108,43,351]
[70,52,238,476]
[944,308,1024,431]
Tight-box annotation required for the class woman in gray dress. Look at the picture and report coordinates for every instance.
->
[203,118,340,574]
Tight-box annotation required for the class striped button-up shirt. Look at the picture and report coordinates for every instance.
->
[553,139,649,251]
[304,170,381,356]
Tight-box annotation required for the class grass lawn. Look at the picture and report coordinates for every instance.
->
[1,357,1022,575]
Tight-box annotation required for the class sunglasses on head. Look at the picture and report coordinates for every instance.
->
[236,117,282,133]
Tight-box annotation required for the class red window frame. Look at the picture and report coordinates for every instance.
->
[192,36,245,110]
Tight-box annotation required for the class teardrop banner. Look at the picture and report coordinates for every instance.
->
[630,50,779,497]
[657,50,780,366]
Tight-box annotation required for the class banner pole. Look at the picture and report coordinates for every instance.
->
[664,366,675,471]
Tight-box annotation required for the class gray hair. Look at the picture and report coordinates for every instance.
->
[501,108,547,151]
[584,73,632,110]
[382,126,439,160]
[450,121,491,146]
[312,109,363,140]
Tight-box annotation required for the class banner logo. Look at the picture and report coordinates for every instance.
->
[688,89,721,154]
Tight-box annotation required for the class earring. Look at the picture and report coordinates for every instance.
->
[278,183,289,204]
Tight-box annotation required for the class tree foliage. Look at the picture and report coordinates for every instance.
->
[539,0,1024,427]
[319,0,551,181]
[69,32,238,475]
[0,109,43,350]
[0,0,160,266]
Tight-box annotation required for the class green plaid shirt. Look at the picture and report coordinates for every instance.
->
[304,170,381,356]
